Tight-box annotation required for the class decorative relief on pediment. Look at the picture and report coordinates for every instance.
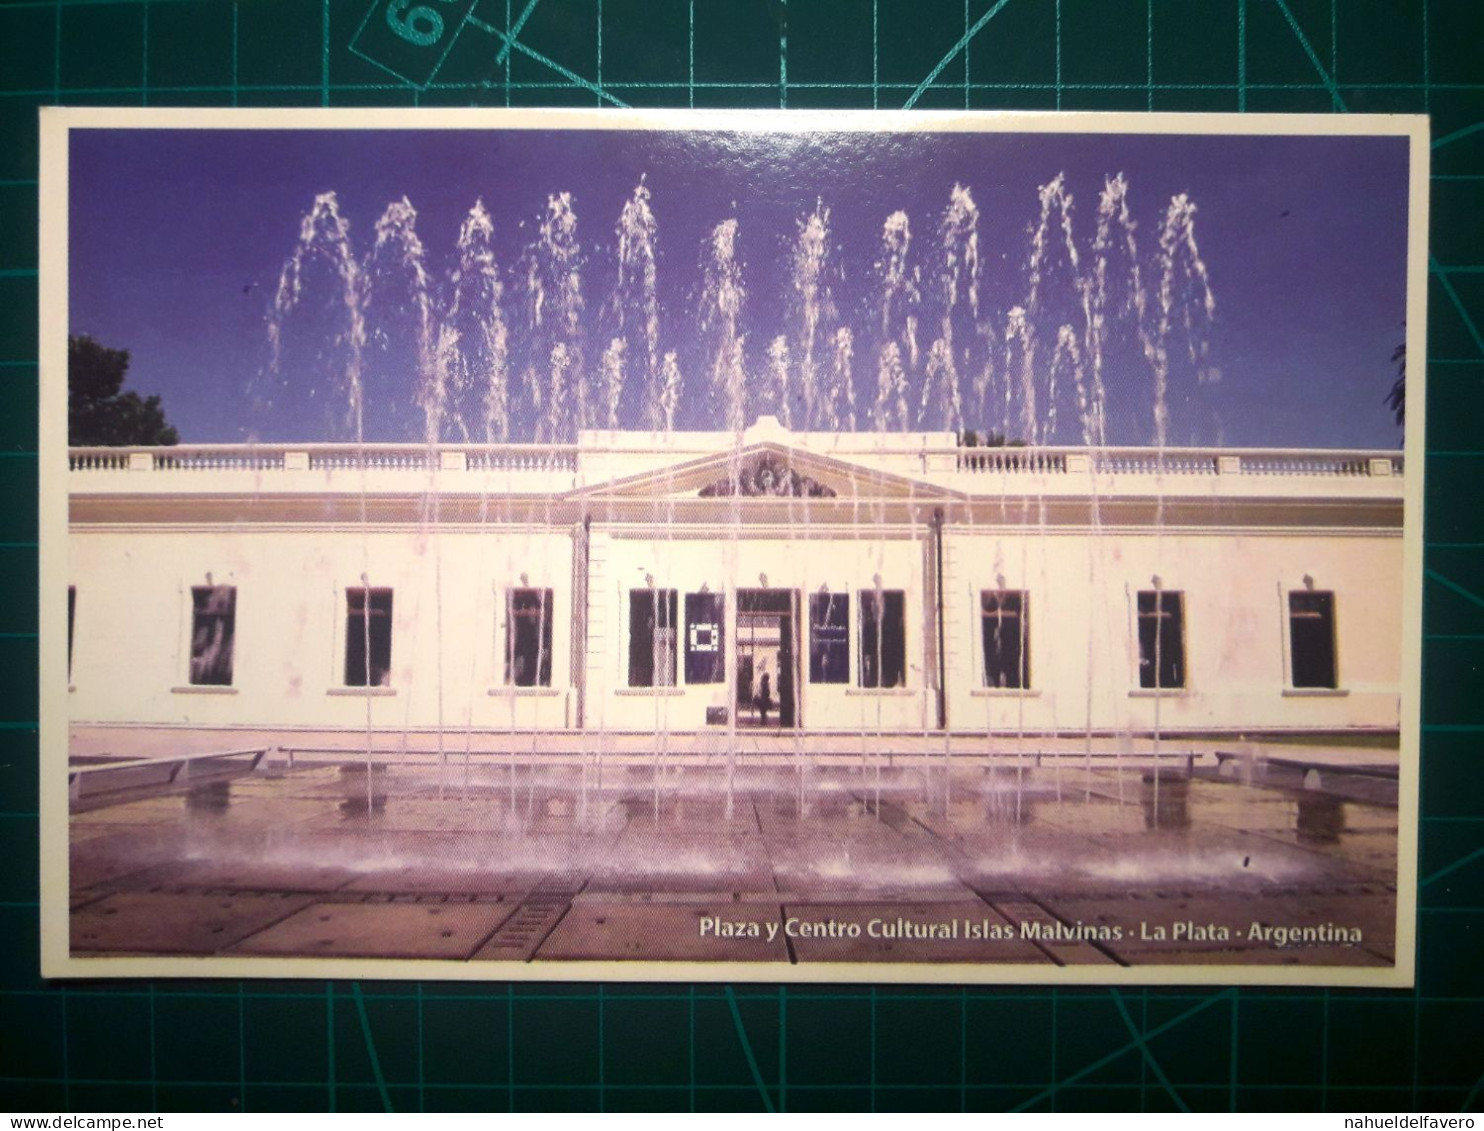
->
[698,454,837,498]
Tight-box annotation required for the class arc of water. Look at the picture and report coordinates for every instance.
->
[1086,173,1149,449]
[442,199,511,444]
[602,337,626,431]
[367,197,438,445]
[522,192,586,441]
[767,336,791,429]
[659,350,682,434]
[873,341,910,433]
[267,191,368,441]
[1151,193,1218,447]
[922,337,963,435]
[701,218,746,434]
[1018,173,1089,446]
[1001,306,1031,442]
[831,326,856,432]
[924,185,979,433]
[791,200,836,431]
[614,180,661,431]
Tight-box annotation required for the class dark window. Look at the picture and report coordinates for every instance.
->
[685,592,726,684]
[809,593,850,683]
[628,589,678,687]
[858,589,906,689]
[1136,590,1185,689]
[67,586,75,680]
[190,585,237,686]
[1289,591,1337,689]
[981,590,1028,689]
[345,587,393,687]
[504,588,553,687]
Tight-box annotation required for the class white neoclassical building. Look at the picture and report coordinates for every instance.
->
[65,418,1405,750]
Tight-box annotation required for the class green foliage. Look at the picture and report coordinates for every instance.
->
[957,428,1026,448]
[1385,342,1405,429]
[69,335,179,446]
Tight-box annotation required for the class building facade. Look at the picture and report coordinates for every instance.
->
[67,418,1405,745]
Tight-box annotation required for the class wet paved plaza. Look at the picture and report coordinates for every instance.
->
[68,758,1398,970]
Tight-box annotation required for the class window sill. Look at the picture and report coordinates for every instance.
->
[614,687,686,697]
[1282,687,1350,698]
[488,686,563,697]
[170,685,239,695]
[327,687,397,697]
[844,687,914,697]
[971,688,1041,698]
[1128,689,1190,698]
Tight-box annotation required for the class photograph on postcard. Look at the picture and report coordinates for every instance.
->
[39,109,1426,983]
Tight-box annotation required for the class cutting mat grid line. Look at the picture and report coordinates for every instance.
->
[2,0,1481,1114]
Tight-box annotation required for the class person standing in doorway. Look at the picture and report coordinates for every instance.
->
[757,662,773,725]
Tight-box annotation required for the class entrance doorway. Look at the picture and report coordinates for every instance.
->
[735,589,798,728]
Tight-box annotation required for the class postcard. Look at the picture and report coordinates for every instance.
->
[39,107,1427,985]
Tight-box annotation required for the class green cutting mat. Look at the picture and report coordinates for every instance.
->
[3,0,1482,1113]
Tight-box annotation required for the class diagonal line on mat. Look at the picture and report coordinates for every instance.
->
[352,982,394,1112]
[1013,990,1234,1111]
[467,16,628,107]
[1434,121,1484,150]
[725,985,777,1113]
[1421,843,1484,889]
[495,0,542,65]
[902,0,1015,110]
[1463,1063,1484,1111]
[1110,989,1192,1112]
[1427,569,1484,612]
[345,43,431,88]
[1272,0,1347,112]
[416,1,486,91]
[1431,254,1484,358]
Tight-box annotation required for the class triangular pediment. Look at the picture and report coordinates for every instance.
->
[567,441,959,503]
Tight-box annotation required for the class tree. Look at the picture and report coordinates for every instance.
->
[69,336,179,446]
[1385,342,1405,429]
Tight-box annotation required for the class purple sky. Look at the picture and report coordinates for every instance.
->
[68,126,1412,449]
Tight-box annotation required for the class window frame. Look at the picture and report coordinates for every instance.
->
[187,584,238,688]
[1135,588,1186,691]
[343,585,395,688]
[684,590,726,685]
[1287,588,1340,691]
[857,588,907,690]
[628,587,679,688]
[808,591,851,685]
[979,589,1030,690]
[502,586,555,688]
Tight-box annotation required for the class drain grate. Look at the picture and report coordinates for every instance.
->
[471,873,586,958]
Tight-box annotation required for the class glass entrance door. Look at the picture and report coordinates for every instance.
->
[735,589,798,728]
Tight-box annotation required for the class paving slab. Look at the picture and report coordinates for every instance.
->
[121,857,360,894]
[587,823,776,894]
[535,900,790,962]
[340,864,538,896]
[470,897,578,961]
[983,898,1121,965]
[63,761,1403,967]
[72,797,193,827]
[230,900,514,959]
[70,831,182,890]
[72,891,316,954]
